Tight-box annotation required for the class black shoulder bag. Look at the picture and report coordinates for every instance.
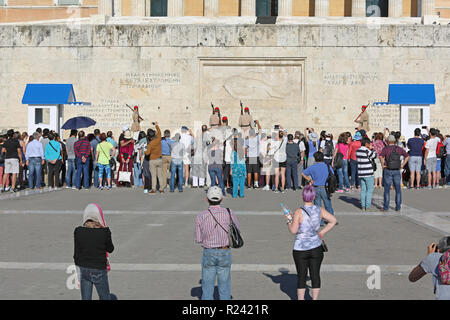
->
[208,208,244,249]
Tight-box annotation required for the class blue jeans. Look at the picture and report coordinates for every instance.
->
[28,157,42,189]
[201,248,232,300]
[92,162,99,188]
[133,162,143,187]
[383,169,402,211]
[75,157,90,189]
[79,267,111,300]
[336,159,350,190]
[286,161,299,190]
[314,185,334,215]
[65,159,76,187]
[232,175,245,198]
[350,159,360,188]
[170,160,183,191]
[360,176,374,209]
[208,166,225,195]
[445,156,450,185]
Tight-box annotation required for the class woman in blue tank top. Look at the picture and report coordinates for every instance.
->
[285,185,337,300]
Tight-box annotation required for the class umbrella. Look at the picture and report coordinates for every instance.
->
[62,116,96,130]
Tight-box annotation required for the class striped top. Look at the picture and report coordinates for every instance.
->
[356,146,377,177]
[74,138,92,159]
[195,205,240,249]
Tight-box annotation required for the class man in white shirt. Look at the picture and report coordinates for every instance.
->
[424,128,440,189]
[245,120,262,188]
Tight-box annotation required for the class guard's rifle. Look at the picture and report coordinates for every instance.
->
[354,100,372,122]
[125,104,144,121]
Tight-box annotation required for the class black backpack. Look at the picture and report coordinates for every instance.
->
[334,151,344,169]
[387,146,401,170]
[324,140,334,158]
[326,164,338,194]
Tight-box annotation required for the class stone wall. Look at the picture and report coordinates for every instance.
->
[0,22,449,138]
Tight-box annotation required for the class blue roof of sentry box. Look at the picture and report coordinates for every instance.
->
[22,84,87,105]
[388,84,436,105]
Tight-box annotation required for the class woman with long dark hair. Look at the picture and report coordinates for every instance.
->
[117,130,134,187]
[332,133,350,193]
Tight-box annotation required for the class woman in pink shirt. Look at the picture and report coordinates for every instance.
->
[332,133,350,192]
[348,132,362,190]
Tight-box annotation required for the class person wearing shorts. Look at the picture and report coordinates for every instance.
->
[2,130,23,192]
[95,133,115,190]
[407,129,424,189]
[424,129,440,189]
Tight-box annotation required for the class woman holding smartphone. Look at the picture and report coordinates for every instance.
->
[285,185,337,300]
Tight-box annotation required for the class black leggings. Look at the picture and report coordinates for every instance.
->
[293,246,324,289]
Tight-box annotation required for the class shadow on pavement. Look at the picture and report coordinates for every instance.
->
[338,195,362,209]
[191,279,233,300]
[263,268,312,300]
[338,195,384,210]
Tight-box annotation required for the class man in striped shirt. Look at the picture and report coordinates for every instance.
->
[195,186,240,300]
[356,138,377,211]
[74,131,93,190]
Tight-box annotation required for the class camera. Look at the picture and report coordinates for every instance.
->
[274,125,280,130]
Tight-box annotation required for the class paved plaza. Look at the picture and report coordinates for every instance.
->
[0,186,449,300]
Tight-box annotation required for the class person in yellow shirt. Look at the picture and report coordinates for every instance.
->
[95,133,116,190]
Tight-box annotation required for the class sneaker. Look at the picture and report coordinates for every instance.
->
[336,189,344,193]
[12,188,20,193]
[144,189,149,194]
[254,182,259,188]
[178,189,183,192]
[262,185,270,191]
[98,186,103,190]
[5,186,11,192]
[274,190,279,194]
[65,186,70,189]
[281,189,286,194]
[106,186,111,190]
[361,207,366,211]
[427,186,433,190]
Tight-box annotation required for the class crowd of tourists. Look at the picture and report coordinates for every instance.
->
[1,122,449,202]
